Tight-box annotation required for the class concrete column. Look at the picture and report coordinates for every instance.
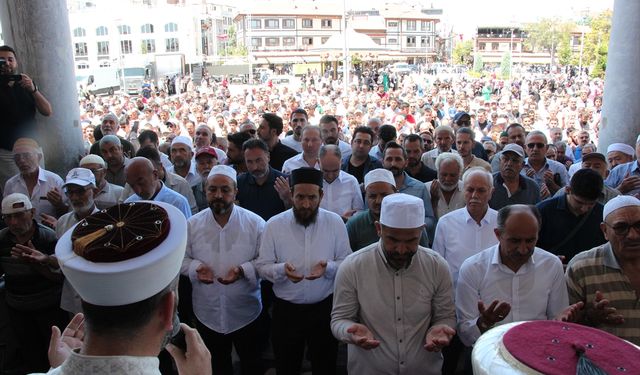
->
[598,0,640,152]
[1,0,84,176]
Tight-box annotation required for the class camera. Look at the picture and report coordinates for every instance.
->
[0,58,22,82]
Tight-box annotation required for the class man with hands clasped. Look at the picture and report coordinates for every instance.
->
[256,167,350,375]
[182,165,266,375]
[331,193,456,375]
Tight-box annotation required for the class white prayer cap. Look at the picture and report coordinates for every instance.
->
[364,169,396,190]
[55,202,187,306]
[79,154,106,168]
[208,164,237,181]
[171,135,193,150]
[606,143,635,157]
[380,193,425,229]
[603,195,640,221]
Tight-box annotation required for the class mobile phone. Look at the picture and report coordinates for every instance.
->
[169,314,187,351]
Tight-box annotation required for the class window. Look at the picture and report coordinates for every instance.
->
[387,21,398,28]
[492,42,499,51]
[141,23,154,33]
[250,19,261,29]
[302,19,313,28]
[118,25,131,35]
[164,23,178,33]
[99,60,111,67]
[406,20,416,31]
[165,38,180,52]
[321,19,332,28]
[96,26,108,36]
[97,41,109,55]
[283,19,295,29]
[479,42,486,50]
[265,19,279,29]
[321,37,329,44]
[77,62,90,70]
[283,37,295,46]
[406,36,416,47]
[421,21,427,31]
[372,38,381,45]
[75,42,88,56]
[302,37,313,46]
[388,38,398,44]
[120,40,133,54]
[142,39,156,53]
[251,37,262,47]
[73,27,86,38]
[265,37,279,46]
[421,36,432,48]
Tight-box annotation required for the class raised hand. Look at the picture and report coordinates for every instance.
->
[284,262,304,283]
[217,266,244,285]
[424,324,456,352]
[347,323,380,350]
[48,313,85,368]
[195,263,215,284]
[305,260,328,280]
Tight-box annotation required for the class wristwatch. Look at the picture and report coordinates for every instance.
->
[31,83,38,94]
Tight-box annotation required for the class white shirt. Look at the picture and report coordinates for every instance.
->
[125,183,192,219]
[167,162,201,187]
[421,149,457,170]
[425,180,465,220]
[94,182,124,210]
[4,168,65,222]
[40,350,160,375]
[56,207,100,314]
[182,206,265,334]
[455,244,569,346]
[568,161,582,179]
[320,171,364,217]
[432,207,498,285]
[282,135,302,153]
[336,139,352,159]
[281,153,320,174]
[256,208,351,304]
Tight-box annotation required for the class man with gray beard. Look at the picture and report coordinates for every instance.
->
[426,152,465,220]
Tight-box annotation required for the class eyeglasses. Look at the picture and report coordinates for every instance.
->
[64,187,90,196]
[2,210,29,221]
[501,155,522,163]
[87,168,104,174]
[526,143,546,149]
[244,129,257,134]
[13,152,36,161]
[291,119,306,123]
[604,221,640,236]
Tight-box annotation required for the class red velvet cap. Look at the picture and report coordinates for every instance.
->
[502,321,640,375]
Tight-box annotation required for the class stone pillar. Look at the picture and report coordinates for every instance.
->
[598,0,640,152]
[0,0,84,176]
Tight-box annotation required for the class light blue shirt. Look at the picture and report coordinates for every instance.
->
[399,172,436,238]
[522,158,569,188]
[605,160,640,196]
[125,182,192,219]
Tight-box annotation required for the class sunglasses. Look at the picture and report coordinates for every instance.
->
[527,143,546,149]
[605,221,640,236]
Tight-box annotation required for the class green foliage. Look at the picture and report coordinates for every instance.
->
[473,53,484,72]
[524,18,575,65]
[452,40,473,65]
[220,25,248,56]
[500,52,512,78]
[557,37,573,66]
[582,10,612,78]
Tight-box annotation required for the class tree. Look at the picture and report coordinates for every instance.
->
[581,9,612,78]
[473,53,484,72]
[452,40,473,65]
[524,18,575,67]
[500,52,512,79]
[220,25,248,56]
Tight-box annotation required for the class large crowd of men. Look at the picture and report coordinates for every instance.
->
[1,41,640,375]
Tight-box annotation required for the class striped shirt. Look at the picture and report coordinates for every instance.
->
[565,243,640,345]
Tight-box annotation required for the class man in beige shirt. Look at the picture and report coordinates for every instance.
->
[456,127,491,173]
[331,193,456,375]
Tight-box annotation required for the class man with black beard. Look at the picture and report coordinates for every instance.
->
[257,167,350,374]
[282,108,308,153]
[183,165,266,375]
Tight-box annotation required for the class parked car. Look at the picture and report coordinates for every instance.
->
[390,62,413,76]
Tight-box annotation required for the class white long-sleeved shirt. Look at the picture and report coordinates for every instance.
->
[432,207,498,285]
[455,244,569,346]
[281,153,320,174]
[256,208,351,304]
[320,171,364,217]
[182,206,265,334]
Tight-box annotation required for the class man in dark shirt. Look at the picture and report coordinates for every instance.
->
[536,169,606,262]
[237,139,290,221]
[0,193,66,373]
[0,45,52,188]
[404,134,437,183]
[450,112,489,161]
[341,126,382,184]
[257,113,297,171]
[489,144,541,209]
[89,112,136,158]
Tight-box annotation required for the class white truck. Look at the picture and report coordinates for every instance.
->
[77,67,120,96]
[118,66,146,95]
[147,53,185,87]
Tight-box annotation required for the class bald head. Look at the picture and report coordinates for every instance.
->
[125,157,160,199]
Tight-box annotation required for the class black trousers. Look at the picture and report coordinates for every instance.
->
[272,295,337,375]
[196,316,264,375]
[8,304,69,373]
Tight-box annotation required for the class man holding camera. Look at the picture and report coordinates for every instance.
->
[0,45,52,189]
